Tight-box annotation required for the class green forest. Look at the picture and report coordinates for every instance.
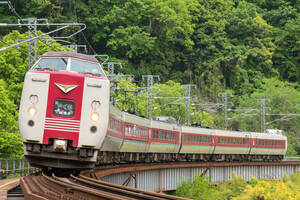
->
[0,0,299,158]
[174,172,300,199]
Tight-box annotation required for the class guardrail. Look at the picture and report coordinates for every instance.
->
[283,156,300,161]
[0,158,39,179]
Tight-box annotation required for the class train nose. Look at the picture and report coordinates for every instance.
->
[53,139,68,152]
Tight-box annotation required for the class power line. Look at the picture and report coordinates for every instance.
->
[5,1,56,52]
[0,37,35,59]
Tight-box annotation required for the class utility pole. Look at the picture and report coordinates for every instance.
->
[19,18,46,67]
[218,92,232,129]
[103,62,134,104]
[182,84,196,125]
[257,98,269,133]
[142,75,160,119]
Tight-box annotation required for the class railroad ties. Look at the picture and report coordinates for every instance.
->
[20,173,188,200]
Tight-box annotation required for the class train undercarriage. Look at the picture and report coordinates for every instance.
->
[97,151,284,165]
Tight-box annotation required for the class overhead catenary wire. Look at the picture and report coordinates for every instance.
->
[72,0,97,55]
[6,0,57,51]
[0,37,36,59]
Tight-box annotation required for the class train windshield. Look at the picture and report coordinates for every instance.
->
[70,58,105,77]
[32,58,68,71]
[32,57,106,77]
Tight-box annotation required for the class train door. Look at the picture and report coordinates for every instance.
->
[246,132,252,155]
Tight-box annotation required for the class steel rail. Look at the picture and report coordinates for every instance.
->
[21,172,187,200]
[71,175,186,200]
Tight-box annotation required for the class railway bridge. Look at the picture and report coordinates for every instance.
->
[1,158,300,199]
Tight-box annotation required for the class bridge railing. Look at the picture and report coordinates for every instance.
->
[0,158,39,179]
[283,156,300,161]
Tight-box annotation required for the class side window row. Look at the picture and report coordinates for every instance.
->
[184,135,210,143]
[258,140,283,146]
[217,137,247,145]
[125,124,148,138]
[109,117,122,132]
[152,129,176,141]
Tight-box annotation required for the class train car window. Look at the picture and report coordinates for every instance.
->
[70,58,105,77]
[32,58,68,71]
[218,137,220,143]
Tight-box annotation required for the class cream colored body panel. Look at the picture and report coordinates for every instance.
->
[78,77,110,148]
[179,126,215,154]
[120,112,150,152]
[148,120,180,153]
[100,105,123,151]
[19,72,50,143]
[250,132,287,155]
[213,130,251,154]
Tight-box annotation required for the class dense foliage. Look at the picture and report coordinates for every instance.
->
[0,0,299,157]
[175,173,300,200]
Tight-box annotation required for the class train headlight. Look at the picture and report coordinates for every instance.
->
[91,112,99,122]
[28,106,37,116]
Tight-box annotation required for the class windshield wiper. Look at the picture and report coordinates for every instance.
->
[80,72,103,77]
[34,67,57,71]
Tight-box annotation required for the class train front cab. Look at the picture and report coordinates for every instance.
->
[19,52,110,169]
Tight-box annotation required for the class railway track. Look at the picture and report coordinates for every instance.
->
[20,173,188,200]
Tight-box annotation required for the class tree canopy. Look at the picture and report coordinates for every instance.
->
[0,0,299,157]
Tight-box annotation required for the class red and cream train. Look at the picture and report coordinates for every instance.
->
[18,52,287,169]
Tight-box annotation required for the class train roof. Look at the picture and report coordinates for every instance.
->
[41,51,99,63]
